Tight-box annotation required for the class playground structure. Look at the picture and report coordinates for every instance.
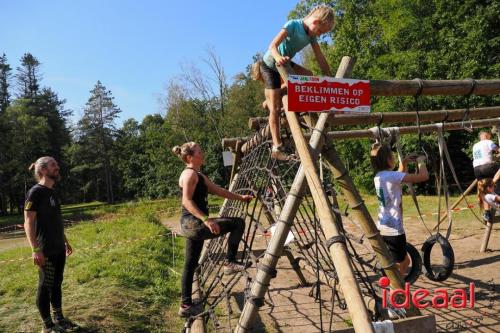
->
[183,57,500,332]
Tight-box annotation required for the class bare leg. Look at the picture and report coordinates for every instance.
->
[266,88,282,147]
[397,254,410,277]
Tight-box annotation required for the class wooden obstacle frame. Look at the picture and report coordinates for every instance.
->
[190,57,500,333]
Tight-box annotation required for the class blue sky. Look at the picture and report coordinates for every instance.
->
[1,0,299,125]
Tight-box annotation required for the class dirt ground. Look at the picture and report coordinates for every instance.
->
[162,211,499,333]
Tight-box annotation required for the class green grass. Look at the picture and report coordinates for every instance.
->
[0,199,185,332]
[0,193,485,332]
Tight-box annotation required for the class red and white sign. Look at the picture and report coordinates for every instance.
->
[287,75,371,113]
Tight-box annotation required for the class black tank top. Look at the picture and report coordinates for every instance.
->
[181,168,209,217]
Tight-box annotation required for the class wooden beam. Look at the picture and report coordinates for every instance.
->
[247,106,500,130]
[224,117,500,151]
[324,118,500,140]
[281,62,375,333]
[370,79,500,96]
[235,56,358,333]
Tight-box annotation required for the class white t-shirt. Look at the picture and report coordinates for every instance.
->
[374,171,406,236]
[484,193,500,210]
[473,140,498,168]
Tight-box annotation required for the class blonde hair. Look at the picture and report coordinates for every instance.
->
[251,60,263,82]
[370,143,393,173]
[172,142,199,163]
[29,156,55,181]
[479,131,492,140]
[306,5,335,27]
[477,178,494,212]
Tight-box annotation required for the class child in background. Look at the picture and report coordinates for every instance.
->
[260,5,334,160]
[370,144,429,277]
[477,178,500,222]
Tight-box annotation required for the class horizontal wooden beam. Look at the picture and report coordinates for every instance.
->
[370,79,500,96]
[248,106,500,130]
[223,117,500,150]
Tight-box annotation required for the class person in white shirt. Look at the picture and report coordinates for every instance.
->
[472,131,500,179]
[370,144,429,278]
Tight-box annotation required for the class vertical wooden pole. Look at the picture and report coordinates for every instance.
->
[235,56,356,333]
[480,221,493,252]
[282,95,375,333]
[433,179,478,231]
[321,144,421,317]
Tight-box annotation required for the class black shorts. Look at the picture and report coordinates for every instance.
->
[382,234,407,263]
[474,163,499,180]
[260,60,298,89]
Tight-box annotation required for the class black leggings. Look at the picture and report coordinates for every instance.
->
[37,251,66,325]
[180,216,245,305]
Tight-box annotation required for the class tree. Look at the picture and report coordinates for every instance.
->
[0,53,11,113]
[77,81,121,203]
[16,53,41,99]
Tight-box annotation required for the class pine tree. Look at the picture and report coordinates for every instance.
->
[0,53,11,113]
[78,81,121,203]
[16,53,41,98]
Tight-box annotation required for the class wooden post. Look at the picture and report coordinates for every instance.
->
[480,221,494,252]
[235,56,357,333]
[433,179,479,231]
[280,63,375,333]
[320,142,421,317]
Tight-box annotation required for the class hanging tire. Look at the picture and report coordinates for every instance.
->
[376,243,422,284]
[421,234,455,282]
[405,243,422,284]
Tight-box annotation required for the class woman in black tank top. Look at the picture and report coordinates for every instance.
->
[172,142,253,318]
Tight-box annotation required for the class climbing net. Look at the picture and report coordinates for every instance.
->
[188,125,389,332]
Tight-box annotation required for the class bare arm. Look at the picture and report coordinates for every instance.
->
[24,210,45,266]
[402,157,429,183]
[269,29,289,66]
[204,175,252,202]
[311,42,331,76]
[24,210,38,250]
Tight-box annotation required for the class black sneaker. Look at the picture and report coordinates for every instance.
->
[178,303,203,318]
[41,325,66,333]
[54,318,80,332]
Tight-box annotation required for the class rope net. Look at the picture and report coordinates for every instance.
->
[189,125,387,332]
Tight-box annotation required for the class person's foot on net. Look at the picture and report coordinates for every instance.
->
[223,261,247,275]
[271,145,296,161]
[483,209,492,222]
[178,302,203,318]
[41,325,66,333]
[54,318,80,332]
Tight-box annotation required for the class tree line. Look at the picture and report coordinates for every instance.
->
[0,0,499,214]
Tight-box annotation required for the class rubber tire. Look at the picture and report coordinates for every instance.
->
[421,234,455,282]
[405,243,422,284]
[376,243,422,284]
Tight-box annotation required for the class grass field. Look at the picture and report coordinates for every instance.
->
[0,199,186,333]
[0,192,486,332]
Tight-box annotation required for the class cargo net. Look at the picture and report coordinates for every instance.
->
[185,129,391,332]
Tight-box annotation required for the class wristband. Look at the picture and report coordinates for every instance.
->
[32,247,40,253]
[202,215,209,223]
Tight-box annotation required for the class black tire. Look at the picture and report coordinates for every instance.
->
[376,243,422,284]
[421,233,455,282]
[405,243,422,284]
